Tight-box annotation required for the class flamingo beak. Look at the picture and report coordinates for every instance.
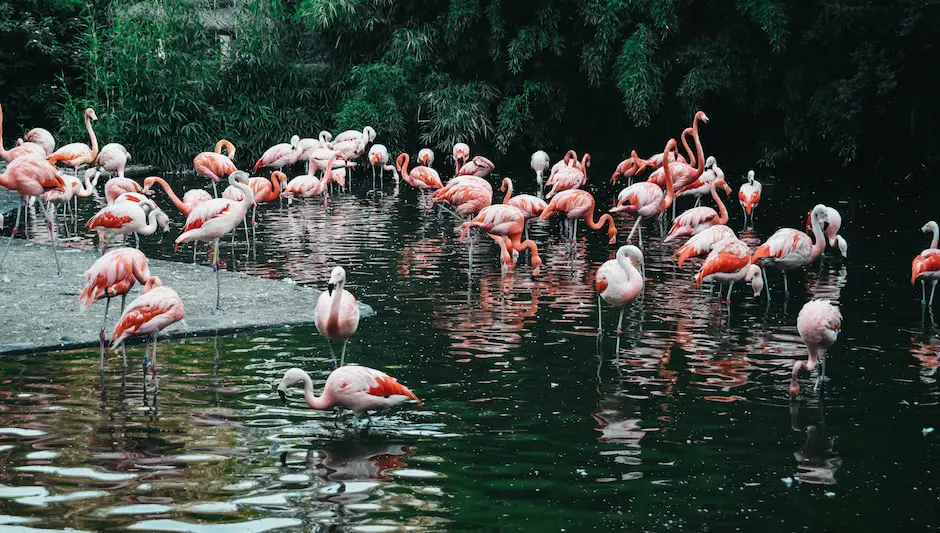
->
[327,282,335,296]
[277,389,287,405]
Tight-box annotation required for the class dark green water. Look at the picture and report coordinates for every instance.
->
[0,166,938,532]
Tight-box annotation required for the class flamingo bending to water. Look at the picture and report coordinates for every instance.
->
[751,204,828,298]
[461,204,543,275]
[694,238,764,302]
[912,221,940,307]
[110,276,184,393]
[540,189,616,245]
[175,171,254,310]
[277,366,421,417]
[596,245,644,338]
[500,177,546,241]
[530,150,550,191]
[253,136,299,173]
[142,176,212,216]
[452,142,470,174]
[610,138,677,248]
[457,156,495,178]
[673,224,737,267]
[0,156,67,274]
[47,108,99,178]
[194,139,237,196]
[433,175,493,218]
[663,178,732,242]
[546,153,590,199]
[790,299,842,397]
[738,170,762,229]
[315,266,361,368]
[95,143,131,179]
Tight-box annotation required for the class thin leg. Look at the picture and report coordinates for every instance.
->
[193,243,198,264]
[638,224,643,249]
[572,218,578,243]
[931,281,938,308]
[783,272,789,296]
[726,281,734,304]
[40,197,61,276]
[763,266,771,301]
[616,307,624,336]
[742,207,747,229]
[340,340,348,367]
[23,198,29,239]
[212,182,219,197]
[327,341,337,369]
[151,333,159,395]
[626,217,642,243]
[99,297,111,370]
[596,294,603,339]
[242,219,250,245]
[0,200,23,270]
[135,232,140,249]
[213,239,222,311]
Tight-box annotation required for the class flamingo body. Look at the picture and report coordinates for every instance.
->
[80,248,151,307]
[673,224,737,267]
[277,366,421,414]
[110,277,184,348]
[791,300,842,397]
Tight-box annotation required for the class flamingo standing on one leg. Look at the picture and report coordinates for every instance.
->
[452,142,470,174]
[461,204,543,275]
[194,139,237,197]
[530,150,550,193]
[693,238,764,302]
[47,108,99,179]
[175,171,254,310]
[80,247,152,368]
[738,170,762,229]
[315,266,361,368]
[276,366,421,421]
[751,204,829,298]
[673,224,737,267]
[663,178,733,243]
[790,299,842,397]
[596,245,644,340]
[610,138,677,248]
[0,156,66,274]
[912,220,940,307]
[540,189,616,245]
[94,143,131,179]
[110,276,184,395]
[500,178,546,241]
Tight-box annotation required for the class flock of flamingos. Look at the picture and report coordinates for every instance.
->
[1,103,939,421]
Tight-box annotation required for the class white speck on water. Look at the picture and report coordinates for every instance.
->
[782,477,793,487]
[825,491,836,497]
[923,427,934,436]
[550,382,559,388]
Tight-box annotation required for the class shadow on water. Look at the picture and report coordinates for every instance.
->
[0,162,938,531]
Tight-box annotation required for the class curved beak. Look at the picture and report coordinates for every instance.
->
[277,389,287,405]
[327,282,335,296]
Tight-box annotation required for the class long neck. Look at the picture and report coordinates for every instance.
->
[142,210,160,235]
[502,178,513,203]
[85,114,98,160]
[74,173,95,197]
[270,173,282,199]
[150,177,187,211]
[662,152,675,210]
[233,180,253,209]
[681,130,695,167]
[400,154,410,177]
[300,372,332,410]
[809,211,826,260]
[692,118,704,176]
[711,183,728,224]
[329,282,344,327]
[930,225,939,249]
[617,252,642,287]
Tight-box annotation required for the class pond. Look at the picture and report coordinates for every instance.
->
[0,161,937,532]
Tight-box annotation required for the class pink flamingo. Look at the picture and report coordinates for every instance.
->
[676,156,723,207]
[610,151,645,186]
[276,366,421,418]
[663,178,732,243]
[648,112,708,217]
[80,247,151,366]
[595,245,644,338]
[0,105,48,161]
[315,266,361,368]
[23,127,55,155]
[751,204,829,298]
[47,108,99,178]
[397,153,443,193]
[912,220,940,307]
[738,170,762,229]
[0,156,67,274]
[530,150,550,191]
[790,299,842,397]
[86,200,165,252]
[334,126,376,154]
[105,177,142,204]
[194,139,237,196]
[452,142,470,174]
[142,176,212,216]
[694,238,764,302]
[253,135,299,173]
[461,204,543,275]
[94,143,131,179]
[610,138,677,248]
[673,224,737,267]
[500,177,546,241]
[456,156,495,178]
[295,131,332,172]
[546,153,590,199]
[281,169,322,203]
[175,171,254,310]
[368,144,398,186]
[540,189,616,245]
[630,127,694,172]
[418,148,435,166]
[224,171,286,226]
[805,205,848,258]
[110,276,185,393]
[44,169,97,230]
[433,175,493,218]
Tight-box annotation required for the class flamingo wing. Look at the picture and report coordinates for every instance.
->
[110,288,184,347]
[182,199,233,232]
[912,249,940,284]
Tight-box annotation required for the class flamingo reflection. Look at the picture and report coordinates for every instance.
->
[789,400,841,485]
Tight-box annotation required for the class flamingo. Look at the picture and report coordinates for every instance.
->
[433,175,493,219]
[663,178,733,243]
[47,108,99,178]
[175,171,254,310]
[693,238,764,302]
[23,127,55,155]
[549,150,588,180]
[94,143,131,179]
[418,148,435,166]
[461,204,543,275]
[648,111,708,217]
[500,177,546,241]
[105,177,142,204]
[253,135,299,173]
[0,156,67,274]
[751,204,829,298]
[738,170,762,229]
[912,221,940,307]
[452,142,470,174]
[110,276,185,394]
[0,105,48,161]
[315,266,361,368]
[44,168,97,229]
[806,205,848,258]
[296,131,333,172]
[530,150,550,191]
[86,199,165,253]
[368,144,398,186]
[540,189,617,246]
[276,366,421,419]
[281,166,323,204]
[676,156,723,207]
[673,224,737,267]
[610,151,644,186]
[397,153,443,193]
[790,299,842,397]
[546,153,590,199]
[596,245,644,339]
[610,138,677,248]
[456,156,495,178]
[142,176,212,216]
[80,247,151,367]
[333,126,376,151]
[194,139,237,196]
[233,171,286,226]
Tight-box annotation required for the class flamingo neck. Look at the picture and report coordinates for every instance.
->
[682,130,695,167]
[711,183,728,224]
[142,209,160,235]
[151,177,187,212]
[328,282,344,329]
[809,210,826,260]
[502,179,513,204]
[300,371,332,410]
[229,177,253,209]
[270,173,282,200]
[400,154,410,178]
[85,114,98,160]
[930,224,939,249]
[662,161,675,210]
[692,117,704,176]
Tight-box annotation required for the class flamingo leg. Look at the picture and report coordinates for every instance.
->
[783,272,790,296]
[0,199,23,271]
[213,239,222,311]
[931,280,938,308]
[212,182,219,197]
[814,354,827,394]
[151,332,159,395]
[327,341,337,369]
[572,218,578,243]
[340,340,348,368]
[242,218,250,245]
[763,266,772,301]
[726,282,734,304]
[23,198,29,239]
[40,197,61,276]
[626,217,642,244]
[596,294,603,339]
[193,243,198,264]
[616,307,624,336]
[694,197,701,208]
[134,232,140,249]
[99,297,111,369]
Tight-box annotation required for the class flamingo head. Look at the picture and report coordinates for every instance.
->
[695,110,709,124]
[500,177,510,193]
[746,265,764,297]
[746,170,755,183]
[84,108,98,121]
[327,266,346,296]
[364,126,376,142]
[277,368,309,405]
[705,156,717,169]
[921,221,938,235]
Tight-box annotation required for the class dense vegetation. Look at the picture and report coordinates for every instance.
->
[1,0,937,175]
